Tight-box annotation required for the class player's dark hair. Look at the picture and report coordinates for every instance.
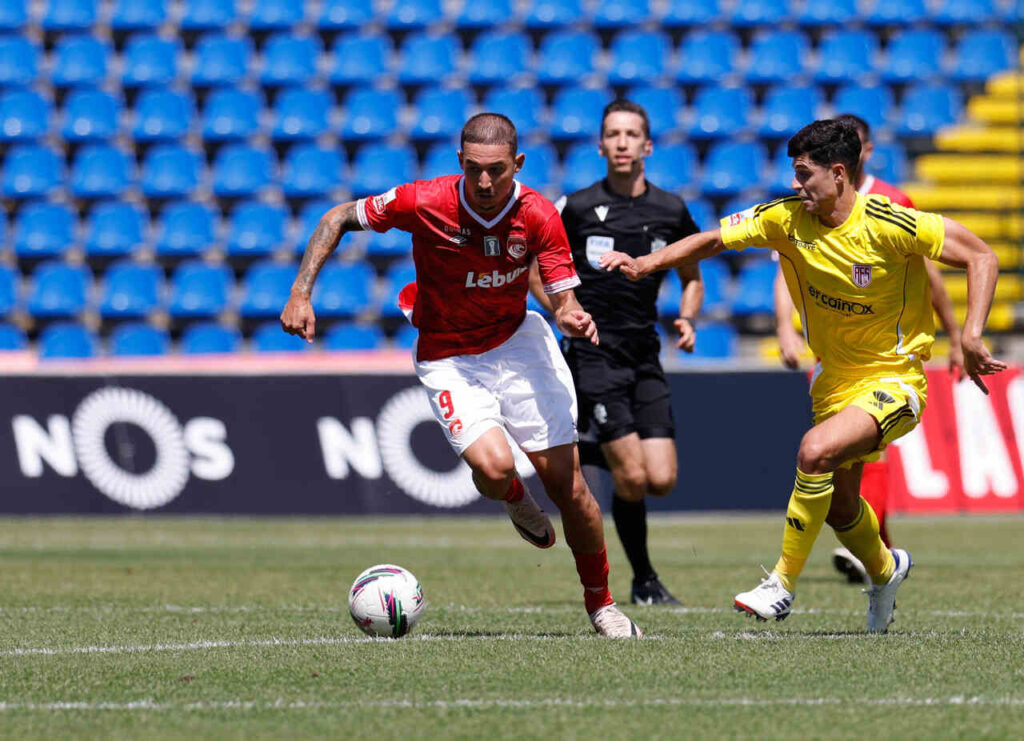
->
[787,119,861,178]
[601,99,650,139]
[461,113,518,155]
[834,113,871,143]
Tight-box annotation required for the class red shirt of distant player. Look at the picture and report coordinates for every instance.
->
[859,174,915,208]
[357,175,580,361]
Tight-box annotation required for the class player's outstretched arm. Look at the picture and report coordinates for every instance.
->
[549,289,598,346]
[599,229,725,281]
[774,265,805,369]
[281,201,363,342]
[937,217,1008,393]
[924,258,964,380]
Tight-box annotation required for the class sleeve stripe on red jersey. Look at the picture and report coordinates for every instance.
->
[355,198,370,230]
[543,276,582,294]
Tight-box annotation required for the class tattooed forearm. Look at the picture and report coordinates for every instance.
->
[291,202,363,297]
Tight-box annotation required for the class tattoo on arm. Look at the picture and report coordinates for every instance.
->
[292,203,362,297]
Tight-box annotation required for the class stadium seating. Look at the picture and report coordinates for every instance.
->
[536,31,599,85]
[63,89,119,142]
[731,259,776,316]
[329,33,391,87]
[201,89,262,142]
[392,323,418,349]
[950,30,1015,82]
[931,0,1002,25]
[685,199,715,231]
[110,323,170,356]
[2,145,62,199]
[271,89,330,141]
[122,36,180,88]
[211,144,274,198]
[661,0,720,26]
[38,322,97,358]
[729,0,788,27]
[318,0,373,33]
[864,0,928,26]
[311,262,375,317]
[0,36,38,86]
[181,0,237,32]
[550,87,608,141]
[111,0,166,33]
[340,88,401,140]
[608,31,670,85]
[51,36,109,88]
[167,261,232,317]
[688,87,752,140]
[814,31,878,83]
[467,32,530,86]
[594,0,651,28]
[226,202,287,259]
[759,86,821,138]
[0,90,49,143]
[897,83,962,136]
[561,144,605,193]
[191,35,252,87]
[379,260,417,318]
[249,0,304,31]
[523,0,584,29]
[409,88,472,141]
[456,0,514,29]
[396,33,458,85]
[518,144,557,193]
[282,144,343,199]
[868,142,909,184]
[43,0,98,33]
[386,0,441,31]
[27,262,91,318]
[260,33,320,88]
[482,87,544,139]
[349,144,416,197]
[154,201,217,259]
[698,257,732,315]
[0,0,28,31]
[645,143,698,193]
[252,320,310,352]
[13,203,75,260]
[701,141,766,196]
[84,202,146,260]
[745,30,808,84]
[99,261,162,318]
[796,0,857,26]
[181,322,242,354]
[239,261,295,317]
[134,89,193,142]
[364,230,412,259]
[70,145,133,199]
[324,322,385,350]
[882,30,945,84]
[0,264,17,315]
[629,87,682,138]
[0,323,28,350]
[683,321,737,360]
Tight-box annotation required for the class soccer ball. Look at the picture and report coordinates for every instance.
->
[347,564,425,638]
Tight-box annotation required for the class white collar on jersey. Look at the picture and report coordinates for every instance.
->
[458,178,522,229]
[858,174,875,195]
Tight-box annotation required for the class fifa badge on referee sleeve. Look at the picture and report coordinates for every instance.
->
[483,235,501,256]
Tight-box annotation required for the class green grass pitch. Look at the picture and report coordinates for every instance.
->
[1,515,1022,739]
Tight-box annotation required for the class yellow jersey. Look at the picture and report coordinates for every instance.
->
[720,193,945,379]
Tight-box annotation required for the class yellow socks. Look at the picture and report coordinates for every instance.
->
[774,469,834,592]
[833,497,896,585]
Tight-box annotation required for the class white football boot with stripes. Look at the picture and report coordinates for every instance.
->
[589,604,643,638]
[733,570,794,622]
[865,548,914,633]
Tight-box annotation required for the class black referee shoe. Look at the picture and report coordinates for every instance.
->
[630,575,681,606]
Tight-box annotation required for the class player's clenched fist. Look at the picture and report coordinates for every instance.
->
[599,251,650,281]
[280,294,316,342]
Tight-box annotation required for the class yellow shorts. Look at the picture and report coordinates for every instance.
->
[811,372,927,466]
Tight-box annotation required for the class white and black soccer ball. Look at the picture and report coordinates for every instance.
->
[347,564,425,638]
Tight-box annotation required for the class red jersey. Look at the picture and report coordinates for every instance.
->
[859,174,915,208]
[357,175,580,361]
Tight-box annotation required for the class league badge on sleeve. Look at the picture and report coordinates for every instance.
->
[852,264,873,288]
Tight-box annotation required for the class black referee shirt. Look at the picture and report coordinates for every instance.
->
[558,179,700,334]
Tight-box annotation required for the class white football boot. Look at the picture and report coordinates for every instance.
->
[832,546,870,585]
[865,548,913,633]
[733,569,795,622]
[589,604,643,638]
[504,481,556,549]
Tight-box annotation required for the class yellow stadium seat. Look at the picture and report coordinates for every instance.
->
[902,185,1023,211]
[936,127,1022,152]
[941,274,1023,302]
[950,302,1015,331]
[915,155,1024,184]
[967,97,1022,125]
[953,212,1024,240]
[986,72,1024,98]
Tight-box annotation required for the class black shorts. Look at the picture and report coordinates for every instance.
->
[563,332,675,450]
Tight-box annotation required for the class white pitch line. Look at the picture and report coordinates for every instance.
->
[0,696,1022,712]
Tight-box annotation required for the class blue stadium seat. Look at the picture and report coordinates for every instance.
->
[0,90,50,143]
[380,259,416,318]
[467,31,530,85]
[181,321,241,353]
[608,30,670,85]
[239,260,294,317]
[99,261,162,318]
[536,31,598,85]
[62,89,119,142]
[420,143,457,180]
[121,35,180,88]
[594,0,650,28]
[550,87,608,141]
[211,144,274,198]
[864,0,927,25]
[745,30,808,84]
[951,30,1015,82]
[201,88,262,142]
[110,323,170,356]
[0,323,27,350]
[51,36,109,88]
[867,142,908,186]
[133,88,192,142]
[731,259,776,316]
[324,322,385,350]
[629,87,682,138]
[729,0,789,27]
[364,229,412,259]
[69,145,132,199]
[897,84,961,136]
[931,0,1000,25]
[253,320,310,352]
[675,31,739,84]
[833,84,894,133]
[519,144,557,192]
[661,0,720,26]
[191,35,251,87]
[318,0,373,32]
[698,257,732,314]
[42,0,97,33]
[815,31,878,83]
[281,144,343,199]
[181,0,236,31]
[688,87,752,141]
[260,34,320,88]
[410,88,472,141]
[226,201,286,258]
[397,33,458,85]
[340,88,401,140]
[482,87,544,139]
[168,260,232,317]
[0,36,38,86]
[523,0,583,29]
[141,144,202,199]
[769,144,796,195]
[701,141,766,196]
[312,262,375,317]
[28,262,90,318]
[561,143,605,193]
[293,199,336,253]
[329,33,391,87]
[759,86,822,138]
[645,143,697,192]
[84,202,146,259]
[656,270,682,317]
[0,264,17,315]
[882,30,944,84]
[249,0,303,31]
[38,322,97,358]
[683,321,736,360]
[154,201,217,259]
[392,323,418,349]
[2,145,61,199]
[111,0,166,32]
[685,198,714,231]
[385,0,441,31]
[349,144,416,197]
[456,0,513,28]
[271,89,330,141]
[0,0,28,30]
[14,202,75,260]
[796,0,857,26]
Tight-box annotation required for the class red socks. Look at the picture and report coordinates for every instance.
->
[503,477,524,503]
[574,548,614,614]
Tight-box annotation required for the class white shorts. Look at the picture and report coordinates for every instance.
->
[414,311,579,456]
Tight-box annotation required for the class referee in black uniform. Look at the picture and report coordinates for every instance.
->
[533,99,704,604]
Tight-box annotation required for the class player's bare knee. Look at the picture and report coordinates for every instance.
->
[797,433,837,474]
[647,475,676,498]
[613,466,648,500]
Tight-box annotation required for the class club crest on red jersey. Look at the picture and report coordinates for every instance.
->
[852,264,873,288]
[483,235,501,256]
[507,235,528,260]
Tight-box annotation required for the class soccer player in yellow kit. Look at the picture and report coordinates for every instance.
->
[599,119,1006,632]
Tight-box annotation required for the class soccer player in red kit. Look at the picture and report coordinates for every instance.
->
[281,113,642,637]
